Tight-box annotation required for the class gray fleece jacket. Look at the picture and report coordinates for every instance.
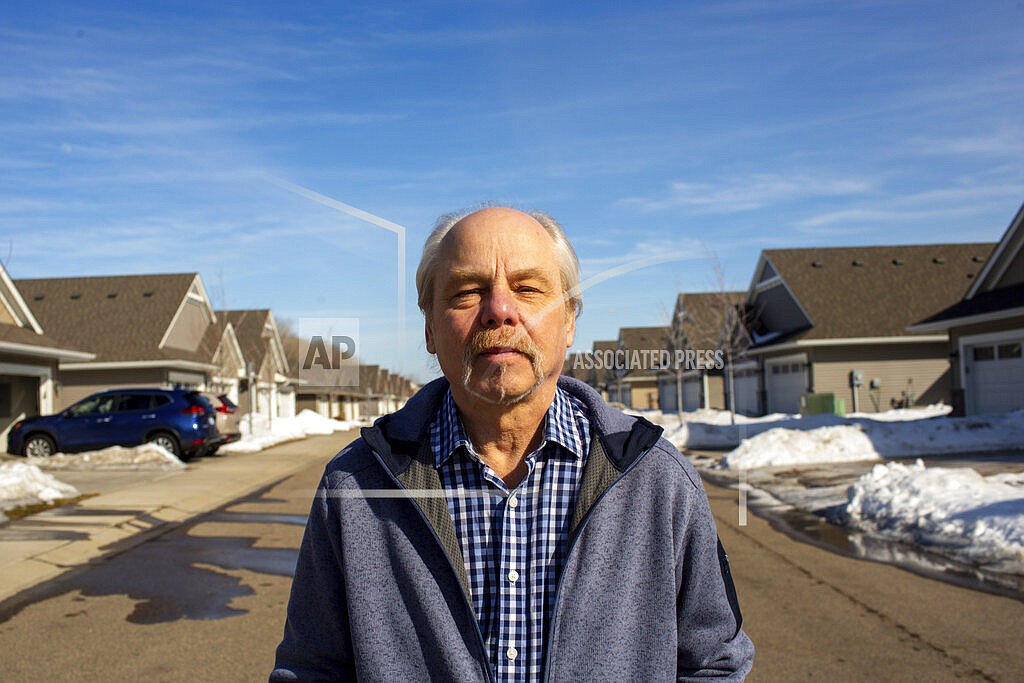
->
[271,377,754,682]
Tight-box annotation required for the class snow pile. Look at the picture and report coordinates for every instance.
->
[28,443,186,471]
[219,409,358,454]
[664,403,951,450]
[719,410,1024,470]
[846,460,1024,571]
[0,462,80,519]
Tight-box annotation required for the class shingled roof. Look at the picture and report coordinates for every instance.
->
[671,291,746,351]
[14,273,216,364]
[909,203,1024,331]
[617,325,669,378]
[749,243,995,345]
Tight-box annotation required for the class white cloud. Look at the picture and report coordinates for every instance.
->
[620,173,873,213]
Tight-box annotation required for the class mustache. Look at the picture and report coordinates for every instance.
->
[466,329,538,361]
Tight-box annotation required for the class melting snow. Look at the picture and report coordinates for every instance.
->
[846,460,1024,573]
[27,443,186,471]
[219,409,361,454]
[657,404,953,450]
[719,410,1024,470]
[0,462,81,520]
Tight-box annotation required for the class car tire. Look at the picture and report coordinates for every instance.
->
[23,434,56,458]
[146,432,183,460]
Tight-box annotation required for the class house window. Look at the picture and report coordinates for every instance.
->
[973,346,995,362]
[998,343,1022,359]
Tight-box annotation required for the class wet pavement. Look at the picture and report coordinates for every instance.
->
[0,435,339,682]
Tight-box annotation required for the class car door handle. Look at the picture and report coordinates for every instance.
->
[97,417,113,423]
[142,414,156,419]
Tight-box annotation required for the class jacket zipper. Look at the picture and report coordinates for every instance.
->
[366,445,495,683]
[541,441,658,682]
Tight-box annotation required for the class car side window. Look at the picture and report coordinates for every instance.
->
[152,395,172,408]
[117,394,154,412]
[68,395,117,416]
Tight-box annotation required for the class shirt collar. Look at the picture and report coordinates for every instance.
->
[433,387,586,468]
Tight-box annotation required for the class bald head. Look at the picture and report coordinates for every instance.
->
[416,205,582,317]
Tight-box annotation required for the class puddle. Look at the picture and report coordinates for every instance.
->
[0,514,300,626]
[206,511,307,526]
[756,501,1024,600]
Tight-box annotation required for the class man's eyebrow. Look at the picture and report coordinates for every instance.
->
[444,267,556,286]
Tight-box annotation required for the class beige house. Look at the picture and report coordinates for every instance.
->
[221,310,296,419]
[608,326,667,410]
[657,291,745,413]
[15,273,222,408]
[740,243,995,415]
[909,203,1024,415]
[1,264,94,449]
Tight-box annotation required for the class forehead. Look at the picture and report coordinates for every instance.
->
[437,208,558,271]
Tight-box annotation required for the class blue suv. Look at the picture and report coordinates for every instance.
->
[7,388,219,462]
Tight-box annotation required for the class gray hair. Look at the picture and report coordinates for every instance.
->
[415,204,583,318]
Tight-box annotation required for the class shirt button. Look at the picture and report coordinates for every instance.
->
[508,494,518,509]
[506,647,518,661]
[508,569,519,583]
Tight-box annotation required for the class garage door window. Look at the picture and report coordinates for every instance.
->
[997,343,1021,359]
[973,346,995,361]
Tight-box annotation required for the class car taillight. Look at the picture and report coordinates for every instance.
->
[216,405,234,414]
[181,405,206,415]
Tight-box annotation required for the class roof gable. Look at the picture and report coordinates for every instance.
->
[221,309,289,376]
[13,273,211,363]
[966,202,1024,297]
[0,262,44,334]
[751,243,994,342]
[670,291,745,351]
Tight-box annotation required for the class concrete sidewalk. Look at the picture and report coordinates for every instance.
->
[0,430,356,604]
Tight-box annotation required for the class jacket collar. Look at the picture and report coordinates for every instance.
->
[361,375,663,477]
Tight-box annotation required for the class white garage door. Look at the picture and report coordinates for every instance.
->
[766,359,807,415]
[733,370,760,416]
[966,335,1024,415]
[683,377,702,411]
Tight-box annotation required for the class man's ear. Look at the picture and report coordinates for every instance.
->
[425,318,436,355]
[564,308,576,348]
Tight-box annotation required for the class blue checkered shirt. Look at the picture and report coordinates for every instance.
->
[431,387,591,682]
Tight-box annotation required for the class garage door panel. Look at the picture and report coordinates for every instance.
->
[967,335,1024,415]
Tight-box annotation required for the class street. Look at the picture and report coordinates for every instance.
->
[1,433,1022,682]
[0,432,351,682]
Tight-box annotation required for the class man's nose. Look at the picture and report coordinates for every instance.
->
[480,288,520,328]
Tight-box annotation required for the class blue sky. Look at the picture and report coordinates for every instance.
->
[3,1,1023,384]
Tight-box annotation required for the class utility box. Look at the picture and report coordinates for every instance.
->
[801,392,846,416]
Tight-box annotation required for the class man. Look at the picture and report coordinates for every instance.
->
[271,206,754,681]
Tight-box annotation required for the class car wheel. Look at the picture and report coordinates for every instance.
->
[24,434,56,458]
[147,432,181,458]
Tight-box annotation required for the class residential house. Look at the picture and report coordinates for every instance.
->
[657,291,745,413]
[221,309,296,419]
[1,264,94,448]
[607,326,667,410]
[587,340,618,400]
[15,273,222,408]
[562,352,590,384]
[740,243,995,415]
[908,203,1024,415]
